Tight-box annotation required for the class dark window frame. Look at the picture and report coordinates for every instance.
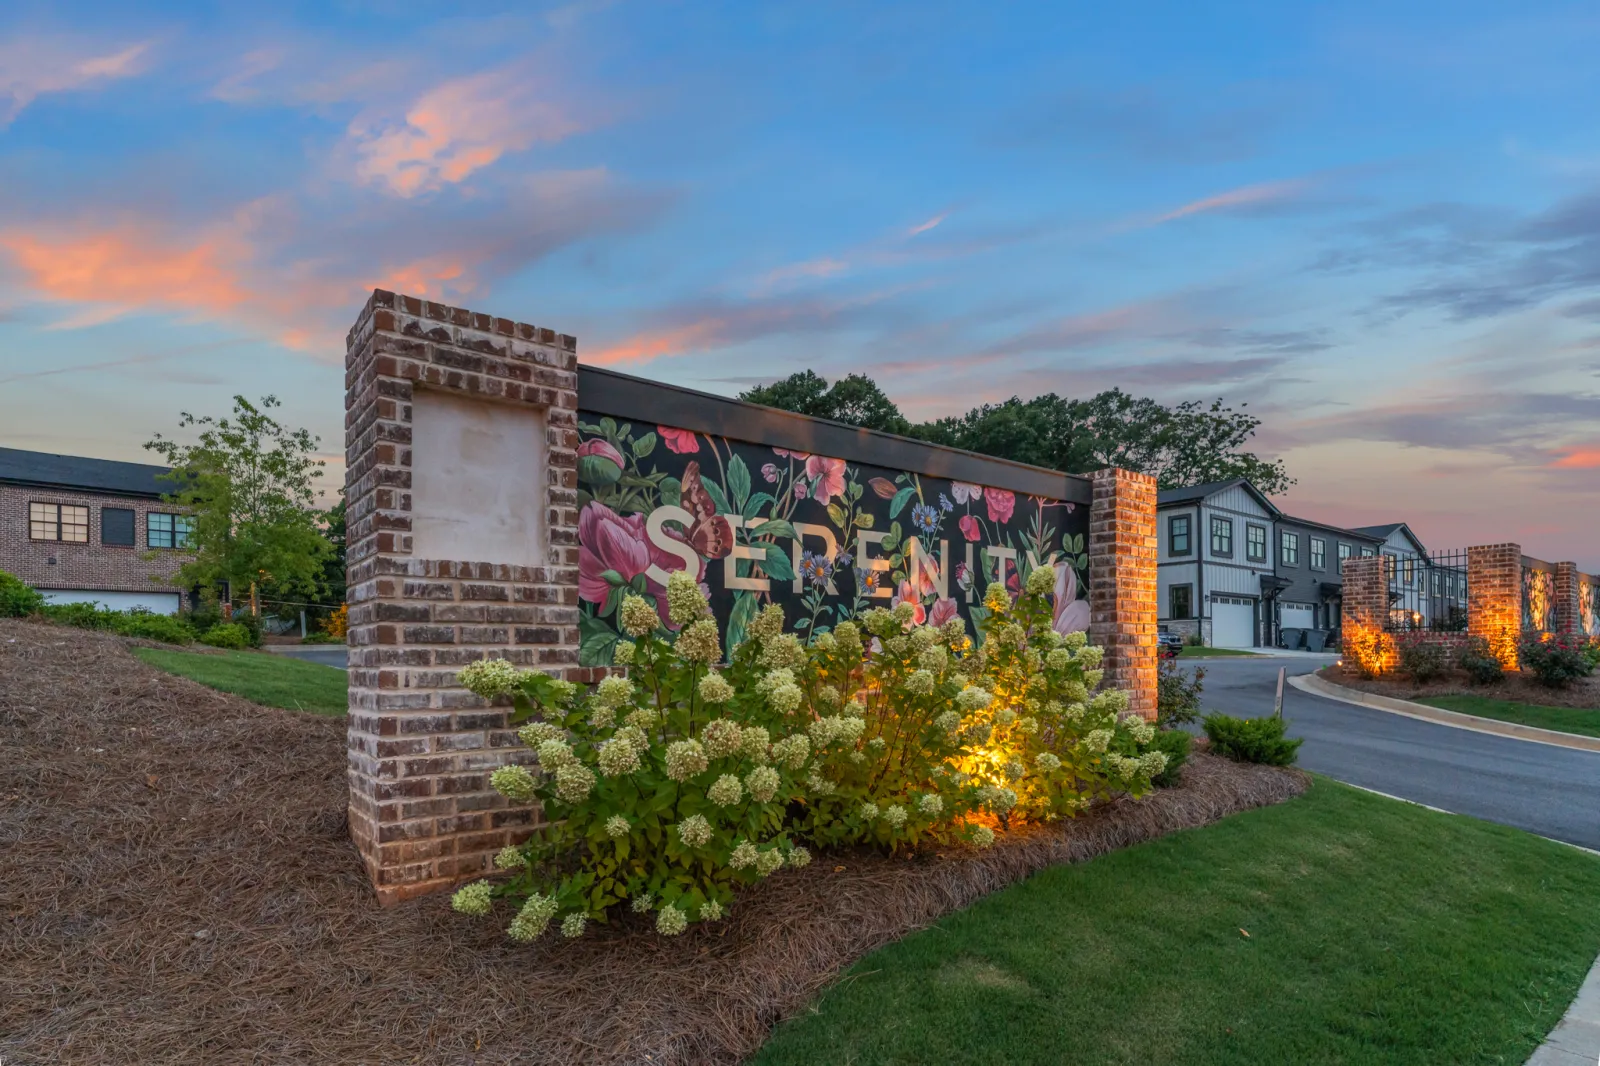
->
[1169,583,1193,620]
[147,512,193,550]
[1337,542,1352,575]
[1310,536,1327,571]
[28,501,90,543]
[1210,515,1234,558]
[101,507,137,547]
[1281,530,1300,566]
[1245,523,1268,563]
[1168,514,1192,556]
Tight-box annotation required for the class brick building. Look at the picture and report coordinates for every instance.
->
[0,447,191,612]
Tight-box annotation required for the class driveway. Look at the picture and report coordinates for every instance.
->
[1184,655,1600,851]
[264,645,349,670]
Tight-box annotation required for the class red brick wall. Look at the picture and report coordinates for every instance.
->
[1468,543,1521,668]
[1088,468,1157,721]
[344,290,584,906]
[1554,561,1580,635]
[1339,555,1395,673]
[0,484,186,595]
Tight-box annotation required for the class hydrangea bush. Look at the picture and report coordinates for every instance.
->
[453,568,1163,941]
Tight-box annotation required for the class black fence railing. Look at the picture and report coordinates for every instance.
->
[1383,547,1469,632]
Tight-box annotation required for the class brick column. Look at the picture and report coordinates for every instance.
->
[1088,468,1157,721]
[1468,543,1521,669]
[1339,555,1394,675]
[345,290,584,906]
[1554,562,1580,635]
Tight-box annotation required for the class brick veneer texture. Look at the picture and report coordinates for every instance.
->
[1338,555,1396,673]
[344,290,589,906]
[0,484,186,594]
[1553,562,1580,635]
[1468,543,1522,668]
[1088,468,1158,721]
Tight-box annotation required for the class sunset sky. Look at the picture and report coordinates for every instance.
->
[1,1,1597,567]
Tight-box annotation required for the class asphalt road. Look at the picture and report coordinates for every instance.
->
[264,645,349,670]
[1184,655,1600,851]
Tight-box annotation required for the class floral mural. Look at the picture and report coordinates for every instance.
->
[1522,565,1554,634]
[575,414,1091,666]
[1581,577,1599,638]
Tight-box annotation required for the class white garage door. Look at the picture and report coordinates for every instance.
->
[1212,597,1255,648]
[1281,603,1316,630]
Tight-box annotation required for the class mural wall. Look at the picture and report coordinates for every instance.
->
[575,413,1091,666]
[1581,575,1599,638]
[1522,563,1554,634]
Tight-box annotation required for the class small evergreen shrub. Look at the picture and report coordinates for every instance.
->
[1395,634,1449,683]
[1518,636,1595,689]
[111,609,197,645]
[1202,713,1302,766]
[1146,729,1192,787]
[1455,636,1505,685]
[201,623,252,650]
[41,601,120,629]
[1156,656,1206,727]
[0,570,46,618]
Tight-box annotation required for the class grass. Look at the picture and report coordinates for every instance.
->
[131,647,348,716]
[754,779,1600,1066]
[1180,646,1260,658]
[1416,693,1600,739]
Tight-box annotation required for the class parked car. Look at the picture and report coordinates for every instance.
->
[1157,628,1183,660]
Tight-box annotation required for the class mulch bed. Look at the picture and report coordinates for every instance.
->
[1,619,1309,1066]
[1321,664,1600,710]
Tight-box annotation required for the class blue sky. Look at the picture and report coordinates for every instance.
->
[2,1,1597,566]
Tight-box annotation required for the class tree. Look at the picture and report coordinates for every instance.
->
[319,494,347,607]
[741,371,911,434]
[144,395,334,614]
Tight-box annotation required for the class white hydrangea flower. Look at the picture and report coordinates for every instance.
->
[867,736,888,752]
[631,893,654,913]
[702,717,743,758]
[816,684,841,706]
[588,704,617,730]
[758,633,807,670]
[1025,565,1055,595]
[458,658,521,698]
[675,619,722,664]
[700,899,724,921]
[755,847,785,876]
[613,640,636,665]
[1083,669,1105,689]
[977,785,1017,812]
[882,804,908,828]
[624,708,658,731]
[537,738,576,769]
[885,635,911,657]
[917,793,943,817]
[814,632,837,651]
[971,824,996,848]
[844,699,867,718]
[605,814,631,838]
[491,764,538,802]
[1130,721,1155,745]
[770,734,810,770]
[665,739,708,781]
[1139,751,1169,777]
[859,801,880,820]
[1018,716,1040,734]
[905,669,936,696]
[493,845,524,870]
[665,570,711,624]
[934,709,961,733]
[1003,759,1025,782]
[787,846,812,868]
[612,725,650,755]
[956,686,992,712]
[832,621,864,657]
[748,603,787,643]
[833,716,866,743]
[593,674,635,711]
[892,601,917,626]
[983,583,1011,613]
[1062,679,1089,704]
[708,773,744,807]
[917,644,948,672]
[1046,648,1074,672]
[739,725,771,763]
[1062,630,1088,650]
[728,840,759,869]
[507,893,558,942]
[1036,752,1062,772]
[745,765,781,803]
[597,736,641,777]
[804,768,836,795]
[994,707,1017,727]
[676,814,713,848]
[619,594,661,637]
[554,762,596,803]
[656,904,689,936]
[1084,729,1113,753]
[451,880,494,916]
[698,671,734,704]
[561,913,588,938]
[517,721,564,748]
[768,683,804,714]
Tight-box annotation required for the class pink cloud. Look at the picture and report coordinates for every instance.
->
[1549,447,1600,469]
[907,212,947,236]
[1150,179,1309,225]
[0,37,153,126]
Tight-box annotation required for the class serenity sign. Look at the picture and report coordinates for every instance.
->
[574,413,1091,666]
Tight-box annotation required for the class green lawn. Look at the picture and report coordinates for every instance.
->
[1416,694,1600,739]
[754,779,1600,1066]
[131,647,348,716]
[1180,646,1260,658]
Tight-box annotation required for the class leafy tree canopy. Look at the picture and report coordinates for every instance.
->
[743,372,1293,495]
[144,395,334,605]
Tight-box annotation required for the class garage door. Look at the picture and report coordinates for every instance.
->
[1212,597,1255,648]
[1281,603,1316,630]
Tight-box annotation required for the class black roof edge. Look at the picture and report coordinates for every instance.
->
[1277,513,1387,542]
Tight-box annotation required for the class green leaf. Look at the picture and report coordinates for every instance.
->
[703,479,731,516]
[855,512,874,529]
[661,477,681,507]
[726,590,759,650]
[763,544,795,582]
[826,503,847,527]
[749,519,796,541]
[743,491,774,519]
[632,432,657,458]
[889,486,915,519]
[728,454,752,510]
[601,568,626,587]
[600,417,618,438]
[579,614,619,667]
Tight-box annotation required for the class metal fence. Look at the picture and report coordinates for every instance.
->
[1383,547,1469,632]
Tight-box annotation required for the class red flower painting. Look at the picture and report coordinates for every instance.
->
[659,426,700,454]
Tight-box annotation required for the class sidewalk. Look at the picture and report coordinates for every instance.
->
[1528,950,1600,1064]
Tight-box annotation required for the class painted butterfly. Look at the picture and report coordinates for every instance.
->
[680,461,734,560]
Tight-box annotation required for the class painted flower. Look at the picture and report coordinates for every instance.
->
[893,579,927,625]
[806,455,847,504]
[857,568,880,595]
[951,482,983,504]
[577,501,702,622]
[659,426,699,454]
[761,462,780,483]
[800,551,834,589]
[910,502,939,535]
[928,596,960,629]
[576,438,625,487]
[868,477,898,499]
[958,514,981,542]
[793,480,809,499]
[938,492,953,513]
[984,487,1015,524]
[774,447,811,461]
[1053,562,1091,637]
[954,562,973,591]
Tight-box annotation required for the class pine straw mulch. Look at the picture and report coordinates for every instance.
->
[1320,663,1600,711]
[1,619,1309,1066]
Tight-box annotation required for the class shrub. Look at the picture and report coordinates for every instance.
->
[201,623,252,650]
[1146,729,1192,787]
[0,570,46,618]
[450,569,1162,941]
[232,610,264,647]
[1518,636,1595,689]
[1202,713,1302,766]
[1455,636,1504,685]
[1342,628,1394,679]
[322,603,349,641]
[1395,634,1449,684]
[1156,656,1206,727]
[110,609,197,645]
[41,601,120,629]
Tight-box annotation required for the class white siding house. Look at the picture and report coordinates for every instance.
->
[1157,480,1282,648]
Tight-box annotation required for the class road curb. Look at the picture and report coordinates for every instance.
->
[1290,673,1600,753]
[1527,949,1600,1065]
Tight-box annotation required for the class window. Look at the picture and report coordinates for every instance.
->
[102,507,136,547]
[1168,515,1191,556]
[1310,537,1326,570]
[1169,584,1193,620]
[1403,556,1415,585]
[1361,546,1375,557]
[1431,571,1441,596]
[1246,524,1267,562]
[1337,542,1352,574]
[1383,553,1397,580]
[148,512,193,549]
[28,502,89,543]
[1281,530,1300,566]
[1210,516,1233,557]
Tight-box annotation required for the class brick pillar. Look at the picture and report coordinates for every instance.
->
[1088,468,1157,721]
[1554,562,1580,635]
[1468,543,1521,669]
[1339,555,1394,675]
[345,290,584,906]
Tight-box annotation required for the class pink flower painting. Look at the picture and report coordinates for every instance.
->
[892,579,928,625]
[984,487,1015,524]
[1052,563,1090,637]
[958,514,982,541]
[928,596,960,628]
[806,455,847,504]
[578,502,702,624]
[659,426,700,454]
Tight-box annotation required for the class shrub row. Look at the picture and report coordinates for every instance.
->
[0,569,261,649]
[1390,632,1600,689]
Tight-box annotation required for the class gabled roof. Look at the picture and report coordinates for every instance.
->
[0,446,172,499]
[1156,478,1281,517]
[1278,513,1386,544]
[1351,522,1429,555]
